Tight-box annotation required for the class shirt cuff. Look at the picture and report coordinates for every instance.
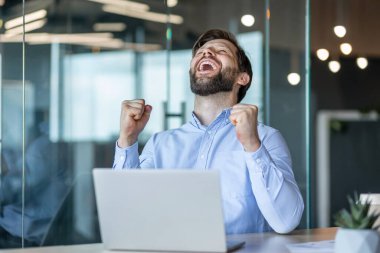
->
[244,143,272,175]
[113,141,139,169]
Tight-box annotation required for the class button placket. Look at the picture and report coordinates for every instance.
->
[196,128,216,168]
[194,114,226,169]
[194,131,209,168]
[202,134,212,164]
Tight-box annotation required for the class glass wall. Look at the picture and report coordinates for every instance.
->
[0,0,309,248]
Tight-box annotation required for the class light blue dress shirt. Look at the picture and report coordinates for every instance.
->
[113,108,304,234]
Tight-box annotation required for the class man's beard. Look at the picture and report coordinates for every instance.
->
[190,67,238,96]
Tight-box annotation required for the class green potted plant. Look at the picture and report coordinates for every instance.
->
[334,193,380,253]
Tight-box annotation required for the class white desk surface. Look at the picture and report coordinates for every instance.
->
[0,227,337,253]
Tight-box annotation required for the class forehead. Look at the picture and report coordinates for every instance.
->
[199,39,238,52]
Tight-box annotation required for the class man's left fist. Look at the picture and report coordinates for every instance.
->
[229,104,261,152]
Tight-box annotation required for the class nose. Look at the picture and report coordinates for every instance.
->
[202,47,215,57]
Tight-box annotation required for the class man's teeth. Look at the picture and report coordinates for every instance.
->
[200,61,217,71]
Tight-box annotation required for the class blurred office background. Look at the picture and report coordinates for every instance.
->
[0,0,378,249]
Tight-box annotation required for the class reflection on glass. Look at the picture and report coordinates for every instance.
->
[287,72,301,86]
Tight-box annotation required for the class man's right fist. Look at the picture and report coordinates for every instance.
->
[118,99,152,148]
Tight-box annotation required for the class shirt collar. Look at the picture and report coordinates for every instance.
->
[190,107,232,130]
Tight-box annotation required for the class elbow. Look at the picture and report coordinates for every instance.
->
[272,222,298,234]
[272,200,305,234]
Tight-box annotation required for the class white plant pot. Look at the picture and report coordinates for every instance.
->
[335,228,380,253]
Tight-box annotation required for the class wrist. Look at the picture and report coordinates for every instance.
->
[243,140,261,152]
[118,135,137,148]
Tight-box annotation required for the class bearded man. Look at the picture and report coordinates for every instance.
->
[113,29,304,234]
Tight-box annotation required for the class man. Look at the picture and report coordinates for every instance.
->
[113,29,304,234]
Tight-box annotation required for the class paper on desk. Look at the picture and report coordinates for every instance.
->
[286,240,335,253]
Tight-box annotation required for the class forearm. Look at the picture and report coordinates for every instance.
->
[246,144,304,233]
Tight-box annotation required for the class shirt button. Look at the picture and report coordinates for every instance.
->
[208,131,213,135]
[120,156,125,161]
[256,158,261,163]
[200,155,205,159]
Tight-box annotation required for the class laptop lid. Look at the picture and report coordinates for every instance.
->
[93,169,227,252]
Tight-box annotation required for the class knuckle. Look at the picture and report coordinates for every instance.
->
[123,100,134,107]
[124,104,132,110]
[122,100,129,107]
[247,106,258,114]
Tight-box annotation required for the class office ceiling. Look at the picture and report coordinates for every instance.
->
[1,0,379,57]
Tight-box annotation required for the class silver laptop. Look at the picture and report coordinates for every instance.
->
[92,169,245,252]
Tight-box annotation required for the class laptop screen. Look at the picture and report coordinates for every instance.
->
[93,169,228,252]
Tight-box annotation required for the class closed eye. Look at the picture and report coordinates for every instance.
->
[195,50,203,56]
[217,48,233,55]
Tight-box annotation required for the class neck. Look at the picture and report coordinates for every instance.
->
[193,92,237,126]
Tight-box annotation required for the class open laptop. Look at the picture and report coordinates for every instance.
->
[92,169,245,252]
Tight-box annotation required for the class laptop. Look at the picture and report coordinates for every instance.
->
[92,169,245,252]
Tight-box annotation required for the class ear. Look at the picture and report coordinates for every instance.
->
[236,72,250,86]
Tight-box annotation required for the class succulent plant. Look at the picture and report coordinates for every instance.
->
[334,192,380,229]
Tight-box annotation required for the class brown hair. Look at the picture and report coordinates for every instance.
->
[192,29,252,103]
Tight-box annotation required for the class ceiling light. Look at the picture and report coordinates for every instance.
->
[38,33,113,44]
[5,9,47,30]
[103,5,183,24]
[93,22,126,32]
[125,42,162,52]
[241,14,255,27]
[334,25,346,38]
[287,73,301,86]
[356,57,368,69]
[5,19,47,36]
[0,33,162,51]
[167,0,178,7]
[340,43,352,55]
[1,33,113,43]
[316,48,329,61]
[328,61,341,73]
[88,0,149,12]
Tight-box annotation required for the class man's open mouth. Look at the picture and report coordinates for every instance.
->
[197,59,219,72]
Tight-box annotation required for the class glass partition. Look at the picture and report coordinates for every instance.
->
[1,0,25,248]
[268,0,310,228]
[0,0,310,248]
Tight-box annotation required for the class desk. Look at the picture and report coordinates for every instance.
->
[0,227,337,253]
